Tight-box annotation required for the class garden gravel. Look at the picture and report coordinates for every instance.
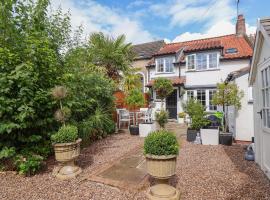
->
[1,131,270,200]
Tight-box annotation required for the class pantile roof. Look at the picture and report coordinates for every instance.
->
[146,76,186,87]
[154,34,253,60]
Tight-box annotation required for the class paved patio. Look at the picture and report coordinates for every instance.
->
[1,123,270,200]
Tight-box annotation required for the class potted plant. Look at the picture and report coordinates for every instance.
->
[178,112,186,124]
[153,77,173,130]
[51,125,82,180]
[125,88,145,135]
[212,82,244,145]
[51,86,82,179]
[144,130,179,179]
[183,99,209,142]
[155,109,169,129]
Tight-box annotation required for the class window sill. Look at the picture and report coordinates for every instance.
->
[155,72,175,74]
[186,68,220,73]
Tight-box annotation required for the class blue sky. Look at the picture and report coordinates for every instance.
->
[51,0,270,44]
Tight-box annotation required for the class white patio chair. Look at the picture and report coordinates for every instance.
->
[118,109,130,129]
[138,108,152,123]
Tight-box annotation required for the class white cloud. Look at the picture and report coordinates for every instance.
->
[172,20,256,42]
[50,0,154,44]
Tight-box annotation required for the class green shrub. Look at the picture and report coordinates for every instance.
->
[155,110,169,128]
[183,99,209,130]
[125,88,145,109]
[178,112,186,118]
[144,130,179,156]
[51,125,78,143]
[15,154,44,176]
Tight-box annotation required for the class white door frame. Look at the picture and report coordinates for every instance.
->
[259,59,270,179]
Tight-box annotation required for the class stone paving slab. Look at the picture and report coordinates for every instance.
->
[88,146,149,191]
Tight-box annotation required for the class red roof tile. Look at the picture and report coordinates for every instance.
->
[155,34,253,60]
[146,76,186,87]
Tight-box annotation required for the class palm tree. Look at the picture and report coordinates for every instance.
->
[88,32,135,82]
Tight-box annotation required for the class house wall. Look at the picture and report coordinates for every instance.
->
[234,74,254,141]
[132,59,149,92]
[184,59,250,86]
[148,53,251,118]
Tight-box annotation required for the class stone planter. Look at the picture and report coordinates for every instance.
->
[177,117,184,124]
[200,127,219,145]
[53,138,82,180]
[145,154,177,179]
[139,122,156,137]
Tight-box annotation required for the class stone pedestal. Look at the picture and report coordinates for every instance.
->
[146,184,180,200]
[55,161,82,180]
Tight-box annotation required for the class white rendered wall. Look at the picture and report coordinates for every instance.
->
[234,74,254,141]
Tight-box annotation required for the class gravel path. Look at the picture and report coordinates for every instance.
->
[1,131,270,200]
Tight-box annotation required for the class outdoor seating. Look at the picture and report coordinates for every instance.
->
[118,109,130,129]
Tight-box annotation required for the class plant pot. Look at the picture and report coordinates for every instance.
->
[53,138,82,180]
[200,127,219,145]
[129,125,139,135]
[139,122,156,137]
[145,154,177,179]
[187,129,197,142]
[219,132,233,146]
[177,118,184,124]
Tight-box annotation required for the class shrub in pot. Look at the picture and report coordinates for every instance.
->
[178,112,186,124]
[155,110,169,129]
[212,83,244,145]
[144,130,179,179]
[51,125,82,180]
[183,99,209,142]
[125,88,145,135]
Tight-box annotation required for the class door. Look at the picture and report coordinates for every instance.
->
[259,61,270,179]
[166,90,177,119]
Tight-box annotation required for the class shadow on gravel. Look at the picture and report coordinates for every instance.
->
[223,144,270,200]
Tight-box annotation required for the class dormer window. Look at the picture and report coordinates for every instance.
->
[186,52,219,71]
[156,57,174,73]
[225,48,238,54]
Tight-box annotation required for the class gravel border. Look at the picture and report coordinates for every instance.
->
[1,131,270,200]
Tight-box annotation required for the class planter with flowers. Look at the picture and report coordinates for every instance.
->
[178,112,186,124]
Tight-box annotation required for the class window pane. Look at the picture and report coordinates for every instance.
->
[209,53,218,68]
[263,89,266,107]
[187,90,194,100]
[267,109,270,128]
[262,70,265,87]
[197,90,206,107]
[209,90,217,110]
[265,68,269,87]
[263,109,267,127]
[165,58,173,72]
[187,55,195,70]
[157,59,164,72]
[196,54,207,70]
[267,88,270,107]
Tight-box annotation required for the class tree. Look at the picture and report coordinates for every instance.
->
[212,82,244,132]
[0,0,71,174]
[88,32,135,82]
[153,78,174,109]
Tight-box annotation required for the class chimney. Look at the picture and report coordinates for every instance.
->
[236,14,246,36]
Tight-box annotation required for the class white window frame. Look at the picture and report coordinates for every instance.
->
[155,57,175,73]
[186,54,196,70]
[186,52,219,71]
[261,65,270,129]
[186,89,217,111]
[208,89,217,111]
